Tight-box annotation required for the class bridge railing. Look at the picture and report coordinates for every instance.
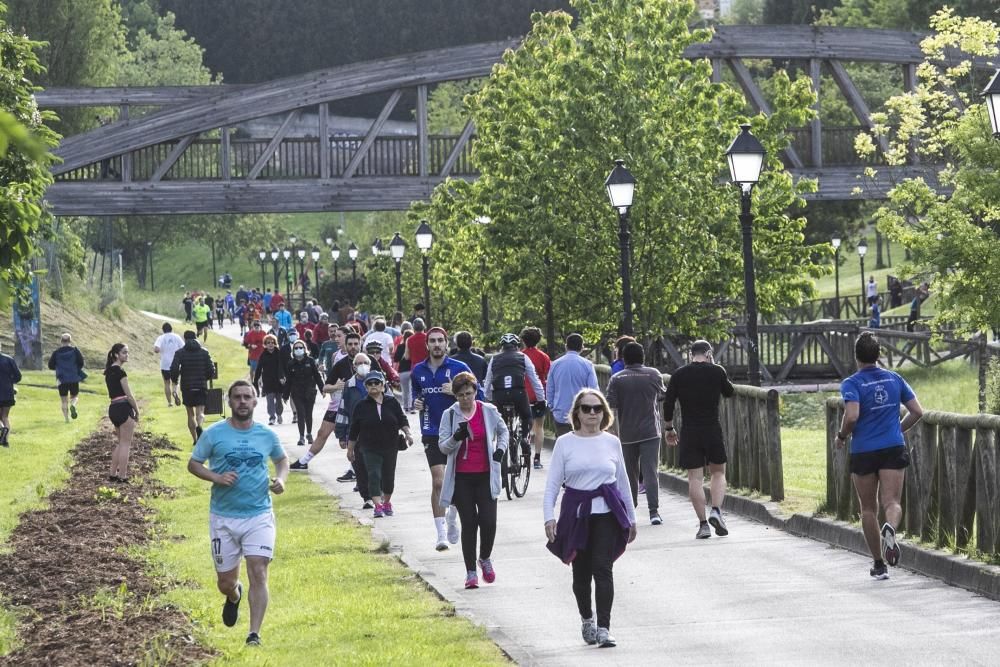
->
[825,399,1000,557]
[53,134,478,182]
[595,364,784,501]
[787,125,886,167]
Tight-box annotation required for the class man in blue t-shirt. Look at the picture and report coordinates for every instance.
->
[188,380,288,647]
[835,332,923,581]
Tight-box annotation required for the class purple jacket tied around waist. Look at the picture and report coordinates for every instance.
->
[546,483,632,564]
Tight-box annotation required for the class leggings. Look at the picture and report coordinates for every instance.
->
[291,392,317,438]
[571,513,618,629]
[361,446,398,499]
[265,392,284,419]
[452,472,497,572]
[398,371,412,410]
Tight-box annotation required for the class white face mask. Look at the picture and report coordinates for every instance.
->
[355,364,371,376]
[294,348,305,358]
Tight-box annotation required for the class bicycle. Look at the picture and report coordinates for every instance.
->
[498,403,531,499]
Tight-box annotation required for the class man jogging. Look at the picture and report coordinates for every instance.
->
[154,322,185,407]
[188,380,288,647]
[47,333,86,422]
[663,340,735,539]
[170,330,215,444]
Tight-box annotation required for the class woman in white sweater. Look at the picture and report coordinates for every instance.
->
[543,388,636,649]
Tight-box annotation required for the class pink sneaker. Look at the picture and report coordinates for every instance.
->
[383,501,394,516]
[373,503,385,518]
[464,571,479,589]
[478,558,496,584]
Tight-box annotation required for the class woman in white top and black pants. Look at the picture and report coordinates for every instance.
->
[543,388,636,649]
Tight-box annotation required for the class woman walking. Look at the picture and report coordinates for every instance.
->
[0,342,21,447]
[543,388,636,649]
[438,372,509,589]
[393,328,414,411]
[253,334,286,425]
[286,339,325,446]
[347,370,412,519]
[105,344,139,482]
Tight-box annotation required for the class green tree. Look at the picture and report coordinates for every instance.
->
[412,0,824,340]
[0,5,60,308]
[117,10,215,86]
[858,9,1000,332]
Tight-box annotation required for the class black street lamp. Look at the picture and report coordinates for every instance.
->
[311,246,321,301]
[297,246,307,309]
[389,232,407,312]
[725,123,766,387]
[270,248,280,291]
[983,69,1000,138]
[147,241,154,291]
[282,248,291,296]
[348,242,359,304]
[832,235,842,319]
[258,248,267,293]
[416,220,434,324]
[473,216,492,335]
[605,159,636,335]
[331,244,340,285]
[858,238,868,300]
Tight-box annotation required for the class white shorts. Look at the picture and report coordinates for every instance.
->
[209,511,276,572]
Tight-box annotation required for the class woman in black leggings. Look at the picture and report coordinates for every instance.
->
[285,340,325,446]
[438,372,510,590]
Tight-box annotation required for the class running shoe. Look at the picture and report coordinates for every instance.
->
[383,502,394,516]
[446,505,460,545]
[296,438,305,447]
[479,558,496,584]
[1,426,10,447]
[276,414,283,424]
[336,470,356,482]
[597,627,617,648]
[881,523,901,566]
[464,571,479,589]
[709,508,729,536]
[222,582,242,627]
[70,404,78,420]
[870,561,889,580]
[533,457,543,470]
[245,632,261,646]
[581,618,598,645]
[307,434,314,444]
[289,460,308,471]
[362,500,374,509]
[650,512,663,526]
[435,539,449,552]
[696,523,712,539]
[267,417,275,426]
[373,503,385,518]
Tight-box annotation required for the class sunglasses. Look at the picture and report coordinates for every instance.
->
[365,380,383,387]
[578,403,604,414]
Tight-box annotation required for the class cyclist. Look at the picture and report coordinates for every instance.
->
[483,333,544,465]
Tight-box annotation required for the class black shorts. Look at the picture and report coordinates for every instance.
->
[196,321,209,332]
[678,428,728,469]
[0,399,14,408]
[160,369,173,381]
[183,389,207,407]
[58,382,80,397]
[322,409,338,423]
[554,420,572,438]
[423,435,447,468]
[108,401,136,427]
[850,445,910,476]
[531,401,547,419]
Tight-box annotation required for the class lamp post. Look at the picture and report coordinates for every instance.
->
[389,232,406,312]
[282,248,291,296]
[311,246,320,301]
[270,248,280,291]
[983,69,1000,137]
[147,241,154,291]
[725,123,766,387]
[605,159,636,335]
[858,238,868,301]
[331,244,340,285]
[297,246,307,309]
[258,249,267,293]
[416,220,433,325]
[473,215,492,335]
[348,242,359,304]
[832,235,842,319]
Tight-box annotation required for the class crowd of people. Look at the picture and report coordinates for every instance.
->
[0,280,926,650]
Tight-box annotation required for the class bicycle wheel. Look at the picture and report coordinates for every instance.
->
[508,412,531,497]
[501,444,512,500]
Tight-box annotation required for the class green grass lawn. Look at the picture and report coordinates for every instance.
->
[813,236,911,300]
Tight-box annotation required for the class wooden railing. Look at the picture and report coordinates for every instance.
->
[825,400,1000,556]
[767,287,919,324]
[595,364,784,501]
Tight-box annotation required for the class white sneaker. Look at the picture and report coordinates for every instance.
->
[435,538,449,552]
[581,617,598,645]
[446,505,460,544]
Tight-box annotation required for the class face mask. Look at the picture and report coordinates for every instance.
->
[294,348,305,358]
[355,364,371,376]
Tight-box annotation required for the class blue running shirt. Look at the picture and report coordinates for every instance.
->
[192,420,285,517]
[840,367,915,454]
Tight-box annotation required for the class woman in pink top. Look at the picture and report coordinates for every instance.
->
[438,372,510,589]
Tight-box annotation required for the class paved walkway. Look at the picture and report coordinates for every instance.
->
[200,318,1000,665]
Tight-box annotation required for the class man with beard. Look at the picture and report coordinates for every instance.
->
[188,380,288,647]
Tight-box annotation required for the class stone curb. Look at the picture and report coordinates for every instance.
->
[655,469,1000,601]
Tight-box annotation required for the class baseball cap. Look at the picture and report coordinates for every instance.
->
[363,370,386,385]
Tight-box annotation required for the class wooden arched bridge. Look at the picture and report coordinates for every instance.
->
[40,26,972,216]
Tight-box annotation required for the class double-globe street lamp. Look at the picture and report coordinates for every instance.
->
[297,246,307,309]
[725,123,766,387]
[832,235,842,319]
[258,249,268,292]
[330,244,341,285]
[282,248,292,296]
[416,221,434,325]
[605,159,636,336]
[858,238,868,302]
[389,232,407,312]
[311,246,321,303]
[270,248,280,291]
[348,242,359,303]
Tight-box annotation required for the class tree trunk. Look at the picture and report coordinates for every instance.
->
[875,229,885,269]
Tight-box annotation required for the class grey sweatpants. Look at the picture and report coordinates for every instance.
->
[622,437,660,513]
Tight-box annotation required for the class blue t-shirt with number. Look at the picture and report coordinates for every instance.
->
[840,367,915,454]
[192,420,285,518]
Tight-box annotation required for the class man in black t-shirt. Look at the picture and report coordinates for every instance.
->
[663,340,735,540]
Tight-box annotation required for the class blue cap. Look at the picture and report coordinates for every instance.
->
[363,370,386,385]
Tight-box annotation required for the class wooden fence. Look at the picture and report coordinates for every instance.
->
[825,399,1000,556]
[767,287,920,324]
[595,365,784,501]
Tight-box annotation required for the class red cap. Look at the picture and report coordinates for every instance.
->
[426,326,448,339]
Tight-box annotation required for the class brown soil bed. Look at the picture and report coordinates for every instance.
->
[0,427,215,666]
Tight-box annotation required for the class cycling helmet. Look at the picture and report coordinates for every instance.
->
[365,339,384,352]
[499,333,521,348]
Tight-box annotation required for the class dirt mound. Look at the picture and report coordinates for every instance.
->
[0,428,214,666]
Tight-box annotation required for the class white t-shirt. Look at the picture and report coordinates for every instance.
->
[154,332,185,371]
[543,431,636,524]
[363,330,394,364]
[867,281,878,298]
